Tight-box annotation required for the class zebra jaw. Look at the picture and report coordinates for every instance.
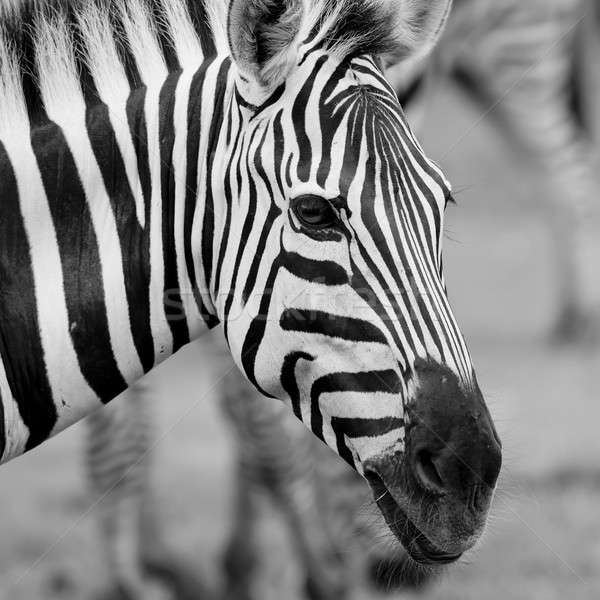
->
[366,471,464,566]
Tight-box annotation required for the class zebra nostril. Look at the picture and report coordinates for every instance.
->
[414,449,445,493]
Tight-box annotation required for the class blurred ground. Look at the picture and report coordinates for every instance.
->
[1,66,600,600]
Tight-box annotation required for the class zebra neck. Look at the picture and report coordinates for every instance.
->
[0,57,235,462]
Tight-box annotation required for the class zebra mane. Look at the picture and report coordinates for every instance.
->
[0,0,222,130]
[0,0,446,132]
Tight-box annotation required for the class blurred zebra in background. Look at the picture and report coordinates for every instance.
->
[86,1,600,598]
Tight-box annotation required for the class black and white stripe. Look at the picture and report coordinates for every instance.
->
[0,0,223,459]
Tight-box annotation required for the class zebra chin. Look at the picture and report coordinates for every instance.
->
[362,359,502,567]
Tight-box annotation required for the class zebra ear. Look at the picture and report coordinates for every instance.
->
[227,0,305,90]
[384,0,453,67]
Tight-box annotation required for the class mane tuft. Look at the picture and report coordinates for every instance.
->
[0,0,220,129]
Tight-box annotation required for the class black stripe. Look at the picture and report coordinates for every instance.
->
[185,60,219,327]
[242,204,280,305]
[1,3,44,125]
[70,13,101,106]
[272,110,286,197]
[202,59,231,295]
[285,154,293,189]
[281,352,314,421]
[240,255,282,395]
[185,0,217,57]
[127,87,152,218]
[223,125,264,338]
[331,416,404,468]
[31,121,127,404]
[126,86,158,364]
[280,310,388,345]
[280,251,349,286]
[110,8,143,88]
[214,103,242,299]
[86,101,154,373]
[292,56,328,182]
[159,70,190,352]
[310,370,401,441]
[0,141,57,450]
[149,3,181,71]
[317,60,351,188]
[241,117,282,304]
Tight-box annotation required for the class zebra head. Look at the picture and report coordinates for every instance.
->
[215,0,501,564]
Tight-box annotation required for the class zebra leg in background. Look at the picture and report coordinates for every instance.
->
[269,417,349,600]
[85,380,215,600]
[220,366,349,600]
[221,458,263,600]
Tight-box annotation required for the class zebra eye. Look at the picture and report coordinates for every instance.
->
[292,195,338,229]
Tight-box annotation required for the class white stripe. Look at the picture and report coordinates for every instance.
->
[0,355,28,463]
[196,59,235,301]
[145,83,174,363]
[172,70,201,334]
[319,391,403,421]
[161,0,204,68]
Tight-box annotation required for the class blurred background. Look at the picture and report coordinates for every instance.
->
[1,3,600,600]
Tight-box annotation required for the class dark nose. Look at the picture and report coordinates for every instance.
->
[406,360,502,506]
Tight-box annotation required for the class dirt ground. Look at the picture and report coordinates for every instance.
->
[0,69,600,600]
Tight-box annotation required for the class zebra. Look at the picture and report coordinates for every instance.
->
[0,0,502,594]
[83,1,600,598]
